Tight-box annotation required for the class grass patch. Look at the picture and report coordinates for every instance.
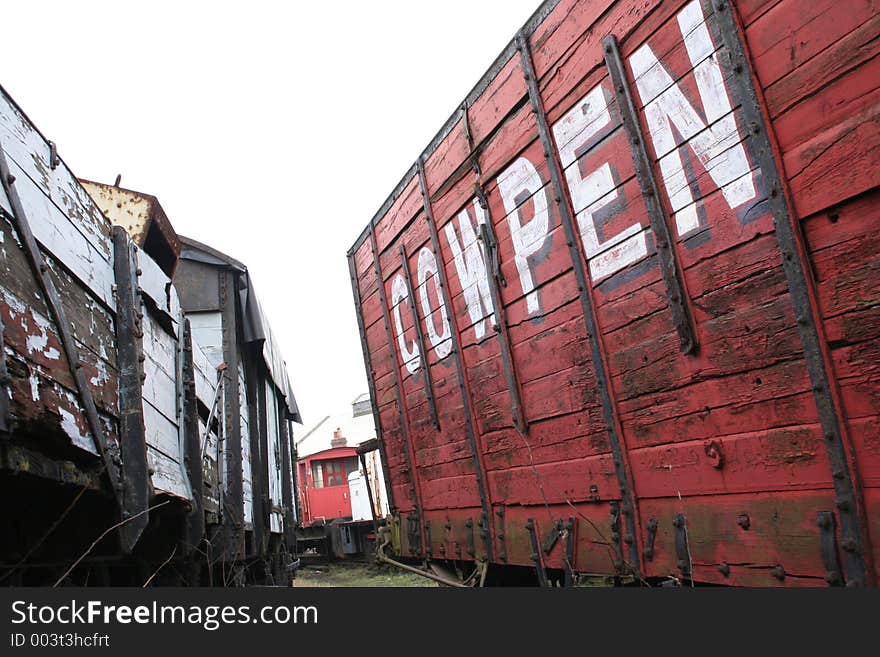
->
[293,561,437,587]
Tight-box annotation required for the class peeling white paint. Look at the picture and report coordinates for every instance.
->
[29,373,40,401]
[90,356,109,388]
[24,323,48,355]
[58,406,95,454]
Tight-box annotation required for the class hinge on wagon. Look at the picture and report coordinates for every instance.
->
[495,506,507,562]
[643,518,658,562]
[609,502,625,575]
[465,517,476,558]
[563,517,576,587]
[478,511,491,560]
[817,511,844,586]
[424,520,432,558]
[406,513,422,556]
[673,514,692,578]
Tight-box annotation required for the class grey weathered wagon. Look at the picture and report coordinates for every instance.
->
[0,85,301,586]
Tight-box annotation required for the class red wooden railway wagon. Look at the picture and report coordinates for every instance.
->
[348,0,880,586]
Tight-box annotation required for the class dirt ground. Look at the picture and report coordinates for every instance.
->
[293,560,437,587]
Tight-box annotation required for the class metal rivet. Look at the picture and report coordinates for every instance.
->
[718,562,730,577]
[771,565,785,581]
[824,571,841,585]
[737,514,750,530]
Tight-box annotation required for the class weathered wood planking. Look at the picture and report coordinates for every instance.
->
[239,367,254,527]
[0,90,115,310]
[0,194,117,460]
[266,381,284,534]
[743,0,880,583]
[350,0,880,585]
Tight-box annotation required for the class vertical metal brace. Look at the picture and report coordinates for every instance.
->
[219,268,245,559]
[424,520,433,558]
[417,156,494,560]
[478,510,491,560]
[603,35,698,355]
[111,227,150,552]
[398,243,440,430]
[673,513,691,578]
[526,518,549,587]
[495,506,508,562]
[643,518,658,562]
[610,501,625,575]
[247,357,267,556]
[278,412,297,556]
[564,517,576,587]
[406,511,423,556]
[347,252,396,512]
[817,511,844,587]
[0,306,11,434]
[478,222,529,435]
[463,102,529,435]
[181,318,205,552]
[714,0,872,586]
[516,30,642,573]
[370,228,424,553]
[0,149,124,508]
[465,517,476,558]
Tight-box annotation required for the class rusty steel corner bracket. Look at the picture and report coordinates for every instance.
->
[603,34,699,356]
[516,28,643,575]
[0,148,125,512]
[714,0,874,587]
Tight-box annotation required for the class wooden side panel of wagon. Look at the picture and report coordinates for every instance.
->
[350,0,880,586]
[740,0,880,583]
[0,86,119,470]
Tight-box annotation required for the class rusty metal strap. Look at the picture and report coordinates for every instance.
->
[516,30,642,574]
[463,99,529,436]
[0,306,10,433]
[346,253,396,512]
[603,35,698,356]
[111,226,150,552]
[417,157,495,560]
[526,519,549,587]
[370,227,424,548]
[0,148,123,506]
[713,0,872,587]
[398,243,440,430]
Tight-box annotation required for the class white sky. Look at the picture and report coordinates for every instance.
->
[1,0,540,431]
